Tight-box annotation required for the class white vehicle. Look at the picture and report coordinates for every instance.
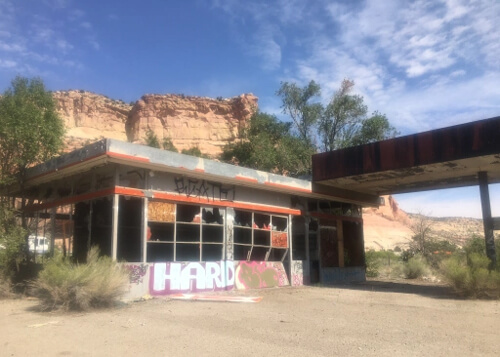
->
[28,235,50,254]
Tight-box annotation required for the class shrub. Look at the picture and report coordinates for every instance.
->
[31,247,128,311]
[403,256,428,279]
[0,277,14,299]
[0,206,27,282]
[162,137,178,152]
[441,253,500,298]
[144,129,161,148]
[365,250,380,277]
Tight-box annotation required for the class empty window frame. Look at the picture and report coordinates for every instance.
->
[147,201,225,262]
[233,209,289,262]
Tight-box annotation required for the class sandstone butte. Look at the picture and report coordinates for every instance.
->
[52,90,258,155]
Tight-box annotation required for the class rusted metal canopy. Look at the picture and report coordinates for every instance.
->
[312,116,500,195]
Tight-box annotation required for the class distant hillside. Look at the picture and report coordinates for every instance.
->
[363,196,484,251]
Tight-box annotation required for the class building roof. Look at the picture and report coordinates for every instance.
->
[6,139,380,206]
[312,116,500,195]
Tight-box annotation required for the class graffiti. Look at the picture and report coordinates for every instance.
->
[235,261,289,290]
[125,264,149,285]
[271,232,288,248]
[291,260,304,286]
[174,177,235,202]
[225,210,235,260]
[150,261,234,295]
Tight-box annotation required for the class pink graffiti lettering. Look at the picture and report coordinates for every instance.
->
[235,261,288,289]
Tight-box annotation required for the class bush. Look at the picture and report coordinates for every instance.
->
[365,250,380,277]
[31,247,128,311]
[365,250,403,278]
[0,206,27,282]
[0,277,14,299]
[403,256,428,279]
[441,253,500,298]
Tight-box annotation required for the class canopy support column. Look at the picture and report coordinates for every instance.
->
[478,171,496,269]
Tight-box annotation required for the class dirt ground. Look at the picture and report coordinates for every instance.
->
[1,280,500,357]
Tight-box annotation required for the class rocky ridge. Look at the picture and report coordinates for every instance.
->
[363,195,484,250]
[53,90,257,155]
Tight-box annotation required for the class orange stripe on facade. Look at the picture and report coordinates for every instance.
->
[23,186,301,216]
[152,191,300,216]
[264,181,312,193]
[235,175,259,183]
[24,188,116,212]
[107,151,150,163]
[114,186,146,197]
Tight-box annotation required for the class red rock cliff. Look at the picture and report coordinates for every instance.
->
[52,90,257,156]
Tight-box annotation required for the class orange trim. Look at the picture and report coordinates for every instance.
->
[23,185,301,216]
[194,168,205,173]
[264,181,311,193]
[152,191,300,215]
[114,186,145,197]
[235,175,259,183]
[107,151,150,163]
[24,188,116,212]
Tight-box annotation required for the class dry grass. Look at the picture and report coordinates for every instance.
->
[441,254,500,299]
[31,247,128,311]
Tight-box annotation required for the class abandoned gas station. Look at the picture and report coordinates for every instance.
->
[4,115,500,298]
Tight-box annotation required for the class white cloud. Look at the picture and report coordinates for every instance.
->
[394,184,500,219]
[0,59,17,68]
[280,0,500,134]
[211,0,312,71]
[0,0,96,80]
[0,41,25,52]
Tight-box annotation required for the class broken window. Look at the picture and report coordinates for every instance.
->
[233,209,289,262]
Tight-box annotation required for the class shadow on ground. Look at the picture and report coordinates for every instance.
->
[318,279,460,300]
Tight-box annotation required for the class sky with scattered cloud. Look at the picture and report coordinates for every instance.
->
[0,0,499,218]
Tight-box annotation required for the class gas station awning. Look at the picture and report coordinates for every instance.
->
[312,116,500,195]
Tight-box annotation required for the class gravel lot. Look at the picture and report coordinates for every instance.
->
[1,280,500,357]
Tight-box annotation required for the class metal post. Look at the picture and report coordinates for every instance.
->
[111,194,119,261]
[478,171,496,269]
[337,219,344,268]
[50,208,56,257]
[142,197,148,263]
[111,166,119,261]
[288,214,293,285]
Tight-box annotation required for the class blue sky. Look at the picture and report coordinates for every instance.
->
[0,0,499,218]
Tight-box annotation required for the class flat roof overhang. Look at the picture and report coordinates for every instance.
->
[312,116,500,195]
[2,139,380,207]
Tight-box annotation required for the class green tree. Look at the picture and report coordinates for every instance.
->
[144,130,179,153]
[350,111,399,146]
[0,205,27,282]
[181,146,209,158]
[276,80,322,144]
[0,76,65,189]
[162,137,178,152]
[221,111,315,177]
[318,79,398,151]
[144,129,161,148]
